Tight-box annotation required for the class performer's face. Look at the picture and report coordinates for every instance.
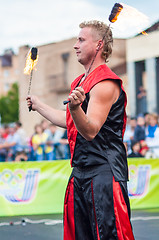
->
[74,27,98,66]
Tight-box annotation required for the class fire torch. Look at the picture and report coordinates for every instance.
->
[24,47,38,111]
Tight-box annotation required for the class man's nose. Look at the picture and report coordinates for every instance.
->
[74,42,79,49]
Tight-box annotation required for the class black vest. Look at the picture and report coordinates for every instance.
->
[72,87,128,182]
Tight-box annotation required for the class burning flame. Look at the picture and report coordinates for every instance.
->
[110,3,150,38]
[141,31,148,35]
[24,50,38,75]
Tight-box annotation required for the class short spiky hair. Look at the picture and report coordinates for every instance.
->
[79,20,113,62]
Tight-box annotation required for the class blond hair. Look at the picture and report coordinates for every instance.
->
[79,20,113,62]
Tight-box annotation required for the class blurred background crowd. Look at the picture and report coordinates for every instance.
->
[0,112,159,162]
[124,112,159,158]
[0,119,70,162]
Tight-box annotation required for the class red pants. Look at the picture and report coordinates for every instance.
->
[64,167,135,240]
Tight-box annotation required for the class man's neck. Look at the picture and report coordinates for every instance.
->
[84,60,105,77]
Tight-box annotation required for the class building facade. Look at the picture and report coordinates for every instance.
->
[0,50,19,96]
[126,21,159,116]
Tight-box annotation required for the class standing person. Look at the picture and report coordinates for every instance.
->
[133,115,145,142]
[137,86,147,115]
[145,113,159,157]
[15,121,27,149]
[45,123,63,160]
[32,124,48,161]
[124,117,137,154]
[27,20,134,240]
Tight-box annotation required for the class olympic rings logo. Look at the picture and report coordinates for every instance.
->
[0,169,25,187]
[0,169,40,203]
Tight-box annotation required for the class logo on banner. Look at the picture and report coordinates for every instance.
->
[0,169,40,203]
[128,165,151,198]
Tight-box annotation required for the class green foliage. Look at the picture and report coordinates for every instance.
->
[0,82,19,123]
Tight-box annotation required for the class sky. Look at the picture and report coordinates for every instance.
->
[0,0,159,55]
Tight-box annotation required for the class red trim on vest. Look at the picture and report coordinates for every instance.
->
[64,177,75,240]
[113,177,135,240]
[91,180,100,240]
[66,64,127,166]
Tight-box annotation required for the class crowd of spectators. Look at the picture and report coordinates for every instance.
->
[0,112,159,162]
[124,113,159,158]
[0,119,71,162]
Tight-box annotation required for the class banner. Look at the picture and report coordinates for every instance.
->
[0,158,159,216]
[128,158,159,209]
[0,160,71,216]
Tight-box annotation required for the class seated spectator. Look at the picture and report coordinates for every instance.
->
[145,113,159,158]
[134,115,145,142]
[128,140,143,158]
[139,140,149,157]
[32,124,48,161]
[15,150,28,162]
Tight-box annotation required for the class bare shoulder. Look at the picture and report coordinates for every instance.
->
[90,79,120,104]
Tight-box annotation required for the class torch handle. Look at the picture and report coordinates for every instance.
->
[28,105,32,112]
[27,70,33,112]
[63,100,71,105]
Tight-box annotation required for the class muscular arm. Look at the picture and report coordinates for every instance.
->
[26,96,66,129]
[69,80,120,141]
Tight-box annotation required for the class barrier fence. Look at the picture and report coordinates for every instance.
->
[0,158,159,216]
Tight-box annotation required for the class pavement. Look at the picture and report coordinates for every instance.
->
[0,209,159,240]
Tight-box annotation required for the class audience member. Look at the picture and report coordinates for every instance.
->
[60,130,71,159]
[46,124,64,160]
[124,117,137,154]
[32,124,48,161]
[2,124,10,139]
[15,121,27,148]
[0,125,21,161]
[134,115,145,142]
[15,150,28,162]
[0,128,7,162]
[144,112,150,128]
[145,113,159,157]
[128,140,143,158]
[137,86,147,114]
[41,119,51,137]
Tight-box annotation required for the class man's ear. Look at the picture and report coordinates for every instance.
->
[96,40,103,50]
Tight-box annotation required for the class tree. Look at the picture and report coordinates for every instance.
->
[0,82,19,123]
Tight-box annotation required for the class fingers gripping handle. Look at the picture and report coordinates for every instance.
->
[63,100,71,105]
[28,105,32,112]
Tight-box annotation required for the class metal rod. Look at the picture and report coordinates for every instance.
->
[28,70,33,111]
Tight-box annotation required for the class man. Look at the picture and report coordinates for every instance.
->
[27,20,134,239]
